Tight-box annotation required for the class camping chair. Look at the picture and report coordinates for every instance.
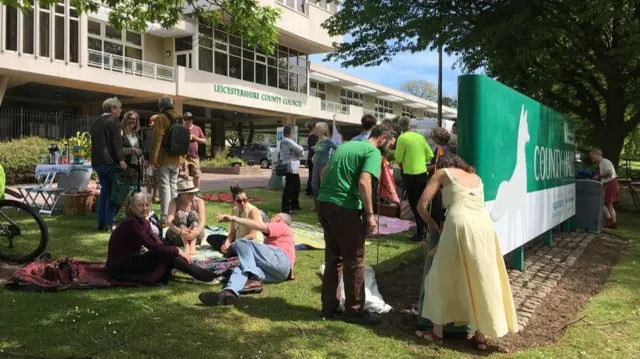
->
[21,170,64,215]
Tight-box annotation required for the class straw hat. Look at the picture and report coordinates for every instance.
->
[177,180,199,193]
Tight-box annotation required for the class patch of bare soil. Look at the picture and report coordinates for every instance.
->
[375,232,628,354]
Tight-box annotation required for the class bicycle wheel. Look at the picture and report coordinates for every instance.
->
[0,199,49,263]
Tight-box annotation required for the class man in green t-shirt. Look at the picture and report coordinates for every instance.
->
[317,123,396,326]
[394,117,434,241]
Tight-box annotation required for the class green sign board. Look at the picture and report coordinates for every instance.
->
[458,75,576,255]
[214,84,303,108]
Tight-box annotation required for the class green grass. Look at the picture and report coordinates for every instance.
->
[1,190,640,358]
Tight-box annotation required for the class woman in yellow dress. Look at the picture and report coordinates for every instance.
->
[416,154,518,350]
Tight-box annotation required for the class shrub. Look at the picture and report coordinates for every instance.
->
[200,148,246,167]
[0,137,51,185]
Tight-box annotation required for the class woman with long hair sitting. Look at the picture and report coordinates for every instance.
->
[106,192,215,284]
[416,154,518,350]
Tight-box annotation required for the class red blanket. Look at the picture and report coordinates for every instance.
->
[201,193,264,204]
[5,259,140,292]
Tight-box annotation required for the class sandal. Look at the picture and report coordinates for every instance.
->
[415,330,443,345]
[469,335,487,351]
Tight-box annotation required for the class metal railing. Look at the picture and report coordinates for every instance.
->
[87,49,175,82]
[0,108,95,140]
[321,100,350,115]
[363,109,393,120]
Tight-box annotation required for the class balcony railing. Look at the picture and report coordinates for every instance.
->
[87,49,175,82]
[321,100,350,115]
[364,109,394,120]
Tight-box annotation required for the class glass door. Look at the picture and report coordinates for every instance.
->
[176,51,193,68]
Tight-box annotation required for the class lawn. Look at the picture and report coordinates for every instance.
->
[1,189,640,359]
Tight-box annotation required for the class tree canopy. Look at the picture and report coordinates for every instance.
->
[323,0,640,165]
[3,0,281,54]
[400,80,437,101]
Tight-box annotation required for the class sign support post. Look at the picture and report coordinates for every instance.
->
[512,246,524,271]
[544,230,552,247]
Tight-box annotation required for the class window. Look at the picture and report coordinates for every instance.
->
[402,106,417,119]
[174,36,192,52]
[87,21,143,61]
[39,5,50,57]
[69,5,79,63]
[375,98,394,117]
[23,6,35,54]
[340,89,364,107]
[54,3,65,60]
[310,81,326,100]
[5,5,18,51]
[197,20,308,94]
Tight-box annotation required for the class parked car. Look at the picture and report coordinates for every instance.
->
[271,144,309,167]
[228,143,277,168]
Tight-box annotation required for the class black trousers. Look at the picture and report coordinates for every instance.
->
[282,173,301,212]
[306,159,314,195]
[404,172,428,237]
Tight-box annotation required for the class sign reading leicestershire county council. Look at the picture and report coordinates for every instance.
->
[457,75,576,255]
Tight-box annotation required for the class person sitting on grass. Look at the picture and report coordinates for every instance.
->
[106,192,215,285]
[198,212,295,306]
[206,185,265,256]
[165,180,206,255]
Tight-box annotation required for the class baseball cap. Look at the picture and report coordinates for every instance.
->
[183,112,194,120]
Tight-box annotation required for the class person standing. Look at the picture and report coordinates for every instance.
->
[416,154,518,349]
[149,95,185,225]
[142,115,159,203]
[311,122,337,200]
[317,123,396,326]
[183,112,206,189]
[280,125,304,214]
[590,148,620,229]
[91,97,126,232]
[305,122,318,196]
[395,117,434,241]
[351,114,377,141]
[121,111,143,190]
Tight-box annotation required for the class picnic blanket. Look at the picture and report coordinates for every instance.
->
[201,193,264,203]
[372,215,415,236]
[290,222,373,250]
[5,258,140,292]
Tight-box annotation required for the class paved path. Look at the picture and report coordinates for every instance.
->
[198,167,309,191]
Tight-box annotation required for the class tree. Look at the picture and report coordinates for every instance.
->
[400,80,437,101]
[442,97,458,109]
[322,0,640,166]
[4,0,281,54]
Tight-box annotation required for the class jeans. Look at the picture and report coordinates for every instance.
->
[282,173,300,212]
[225,239,291,296]
[94,164,117,229]
[154,165,179,222]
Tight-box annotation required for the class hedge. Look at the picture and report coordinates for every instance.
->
[0,137,51,185]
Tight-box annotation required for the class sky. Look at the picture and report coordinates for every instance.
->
[309,50,463,98]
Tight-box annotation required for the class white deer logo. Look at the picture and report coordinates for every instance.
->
[490,105,531,246]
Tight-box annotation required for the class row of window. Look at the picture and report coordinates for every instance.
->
[275,0,338,14]
[87,20,142,60]
[3,3,79,62]
[197,22,309,94]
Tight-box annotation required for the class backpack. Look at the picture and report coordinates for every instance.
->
[162,111,189,156]
[141,127,154,161]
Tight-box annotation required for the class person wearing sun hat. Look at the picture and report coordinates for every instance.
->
[164,180,206,255]
[198,211,296,306]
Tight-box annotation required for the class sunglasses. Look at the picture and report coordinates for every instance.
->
[235,198,247,204]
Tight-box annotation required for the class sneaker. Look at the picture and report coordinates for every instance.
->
[341,311,381,326]
[199,290,238,306]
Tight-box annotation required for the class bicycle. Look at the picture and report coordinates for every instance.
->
[0,187,49,263]
[615,160,640,213]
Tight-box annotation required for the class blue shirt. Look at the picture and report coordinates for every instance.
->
[351,131,371,141]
